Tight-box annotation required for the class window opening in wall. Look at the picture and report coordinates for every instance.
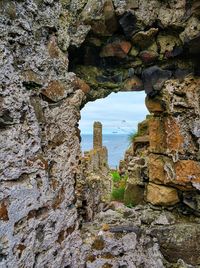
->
[79,91,148,169]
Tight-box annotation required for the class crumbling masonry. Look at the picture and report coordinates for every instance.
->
[0,0,200,267]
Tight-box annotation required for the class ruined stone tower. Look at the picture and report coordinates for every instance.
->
[93,121,103,149]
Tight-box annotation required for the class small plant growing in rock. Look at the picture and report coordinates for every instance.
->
[110,170,127,202]
[128,131,139,144]
[126,203,135,208]
[111,170,121,182]
[111,187,125,202]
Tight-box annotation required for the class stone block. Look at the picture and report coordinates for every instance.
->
[164,117,184,153]
[145,96,164,113]
[148,117,166,153]
[41,80,65,102]
[148,116,184,154]
[157,34,182,57]
[148,154,167,184]
[119,11,137,37]
[139,50,159,64]
[132,28,158,49]
[146,183,179,206]
[73,77,90,94]
[100,40,131,58]
[124,183,144,206]
[151,224,200,265]
[142,66,172,95]
[149,154,200,189]
[175,160,200,185]
[81,0,118,36]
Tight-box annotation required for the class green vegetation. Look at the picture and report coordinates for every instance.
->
[125,203,135,208]
[110,170,121,182]
[128,131,139,144]
[110,170,127,202]
[111,187,125,202]
[110,171,136,208]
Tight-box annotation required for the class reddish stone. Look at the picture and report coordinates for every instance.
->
[48,36,60,58]
[73,77,90,94]
[100,40,131,58]
[0,199,9,221]
[175,160,200,185]
[148,154,200,190]
[148,154,167,185]
[42,80,65,102]
[149,117,166,153]
[139,50,158,64]
[164,117,184,153]
[149,116,184,154]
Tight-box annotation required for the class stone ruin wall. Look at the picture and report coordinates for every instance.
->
[120,76,200,212]
[77,121,112,222]
[0,0,200,267]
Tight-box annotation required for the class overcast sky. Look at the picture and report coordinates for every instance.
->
[79,91,149,134]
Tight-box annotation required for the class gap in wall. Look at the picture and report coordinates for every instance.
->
[79,91,148,168]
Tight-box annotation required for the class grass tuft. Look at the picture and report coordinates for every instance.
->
[128,131,139,144]
[110,171,121,182]
[111,187,125,202]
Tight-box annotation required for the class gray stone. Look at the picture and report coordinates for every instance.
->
[142,66,172,95]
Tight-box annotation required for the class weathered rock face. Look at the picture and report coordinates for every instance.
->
[82,204,200,267]
[146,183,180,206]
[0,0,200,267]
[121,76,200,210]
[0,1,86,267]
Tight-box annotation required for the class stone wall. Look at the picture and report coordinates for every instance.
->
[120,76,200,212]
[0,0,200,267]
[0,1,87,266]
[147,76,200,208]
[76,122,112,222]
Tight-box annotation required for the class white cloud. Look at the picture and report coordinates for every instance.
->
[80,92,148,134]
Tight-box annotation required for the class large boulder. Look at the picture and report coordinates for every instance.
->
[151,224,200,265]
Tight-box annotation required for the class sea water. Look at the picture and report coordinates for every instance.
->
[81,134,130,169]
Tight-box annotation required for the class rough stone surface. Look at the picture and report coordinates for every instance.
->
[0,0,200,267]
[151,224,200,265]
[77,122,112,221]
[100,39,132,58]
[146,183,180,206]
[82,204,200,267]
